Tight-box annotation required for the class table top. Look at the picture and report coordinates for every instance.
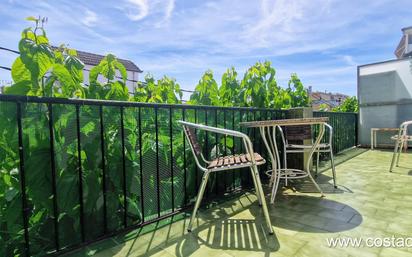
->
[371,128,399,131]
[240,117,329,128]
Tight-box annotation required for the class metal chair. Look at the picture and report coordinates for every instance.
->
[179,121,274,235]
[277,123,337,188]
[389,121,412,172]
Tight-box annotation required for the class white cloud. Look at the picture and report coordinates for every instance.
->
[1,0,411,98]
[82,9,98,27]
[124,0,149,21]
[341,55,358,66]
[164,0,175,21]
[121,0,175,26]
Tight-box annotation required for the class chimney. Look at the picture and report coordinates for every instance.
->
[404,27,412,55]
[395,26,412,59]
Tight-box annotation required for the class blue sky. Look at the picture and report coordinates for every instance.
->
[1,0,411,99]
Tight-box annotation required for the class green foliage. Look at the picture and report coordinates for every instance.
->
[219,67,240,107]
[134,74,182,103]
[332,96,358,113]
[287,73,310,108]
[189,70,220,105]
[240,61,278,108]
[190,61,310,109]
[87,54,129,101]
[0,18,315,256]
[318,103,330,112]
[5,18,86,98]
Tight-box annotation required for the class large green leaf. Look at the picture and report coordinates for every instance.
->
[89,65,101,84]
[105,81,129,100]
[35,48,54,78]
[114,60,127,82]
[3,80,31,95]
[52,63,73,87]
[25,16,38,22]
[11,57,31,83]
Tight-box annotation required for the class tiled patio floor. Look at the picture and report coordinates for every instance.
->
[67,149,412,257]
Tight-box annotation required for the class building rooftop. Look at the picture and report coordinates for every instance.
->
[77,49,143,73]
[52,46,143,73]
[401,26,412,32]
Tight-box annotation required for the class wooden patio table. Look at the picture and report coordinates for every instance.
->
[240,117,329,204]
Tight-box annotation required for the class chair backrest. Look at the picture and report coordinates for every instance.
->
[284,125,312,141]
[400,120,412,135]
[183,125,202,156]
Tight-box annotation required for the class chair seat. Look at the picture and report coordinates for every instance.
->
[286,143,330,149]
[207,153,265,170]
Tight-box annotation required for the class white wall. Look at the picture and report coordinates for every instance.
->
[358,58,412,146]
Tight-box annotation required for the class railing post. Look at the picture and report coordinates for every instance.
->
[120,106,127,227]
[47,103,60,251]
[75,105,85,242]
[169,107,174,212]
[138,107,145,222]
[16,102,30,257]
[155,107,160,218]
[99,106,108,233]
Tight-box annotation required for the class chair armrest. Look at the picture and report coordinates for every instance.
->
[401,120,412,127]
[325,123,333,145]
[401,121,412,136]
[179,120,250,140]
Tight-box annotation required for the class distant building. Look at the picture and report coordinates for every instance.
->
[54,47,143,93]
[308,86,349,111]
[357,26,412,147]
[1,46,143,94]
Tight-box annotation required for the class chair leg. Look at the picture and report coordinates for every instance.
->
[329,148,337,188]
[284,151,288,187]
[315,151,320,178]
[250,165,274,235]
[389,140,400,172]
[250,167,262,206]
[187,172,210,232]
[396,140,404,167]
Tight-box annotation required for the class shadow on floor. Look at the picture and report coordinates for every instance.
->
[283,173,352,194]
[262,194,363,233]
[174,218,280,257]
[73,191,363,257]
[113,210,281,257]
[141,194,361,256]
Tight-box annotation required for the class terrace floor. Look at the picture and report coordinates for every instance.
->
[67,149,412,257]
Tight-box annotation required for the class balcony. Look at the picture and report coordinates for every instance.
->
[65,148,412,257]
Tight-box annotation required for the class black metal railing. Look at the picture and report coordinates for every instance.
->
[0,95,357,256]
[313,111,358,153]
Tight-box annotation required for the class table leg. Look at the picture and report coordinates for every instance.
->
[305,123,325,196]
[371,129,374,150]
[260,127,277,187]
[270,126,282,203]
